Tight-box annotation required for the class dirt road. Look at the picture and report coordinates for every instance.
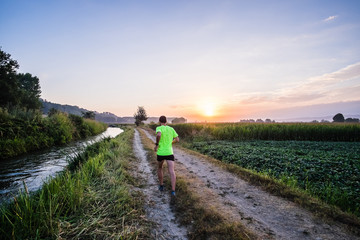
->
[135,128,359,240]
[132,129,188,239]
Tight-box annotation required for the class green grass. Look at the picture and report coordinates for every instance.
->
[0,127,150,239]
[0,109,108,159]
[190,140,360,217]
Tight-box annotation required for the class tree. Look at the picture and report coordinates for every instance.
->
[0,48,42,110]
[0,48,20,108]
[333,113,345,122]
[134,106,148,126]
[82,111,95,120]
[345,118,359,123]
[17,73,41,110]
[172,117,187,124]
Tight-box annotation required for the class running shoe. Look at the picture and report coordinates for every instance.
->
[159,185,164,191]
[170,191,176,205]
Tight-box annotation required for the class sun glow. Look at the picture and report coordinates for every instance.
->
[199,101,217,117]
[204,103,215,116]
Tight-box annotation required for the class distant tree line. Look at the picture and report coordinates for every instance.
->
[240,118,275,123]
[333,113,359,123]
[240,114,359,124]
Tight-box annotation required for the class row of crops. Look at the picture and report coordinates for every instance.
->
[155,123,360,142]
[190,140,360,216]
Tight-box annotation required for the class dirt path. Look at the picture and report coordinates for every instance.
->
[141,129,359,240]
[132,129,188,240]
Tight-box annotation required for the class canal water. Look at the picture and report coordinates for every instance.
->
[0,127,123,203]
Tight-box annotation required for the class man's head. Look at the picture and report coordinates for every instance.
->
[159,115,167,124]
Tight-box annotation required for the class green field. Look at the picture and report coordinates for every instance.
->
[190,140,360,216]
[152,122,360,217]
[154,122,360,142]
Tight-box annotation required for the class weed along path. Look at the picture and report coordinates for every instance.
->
[132,129,188,239]
[141,128,359,240]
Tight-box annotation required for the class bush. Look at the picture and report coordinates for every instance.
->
[45,113,73,145]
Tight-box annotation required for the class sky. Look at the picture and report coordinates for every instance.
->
[1,0,360,122]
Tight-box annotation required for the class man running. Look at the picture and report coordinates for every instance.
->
[154,115,179,197]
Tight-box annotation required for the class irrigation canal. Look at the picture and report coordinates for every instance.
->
[0,127,123,203]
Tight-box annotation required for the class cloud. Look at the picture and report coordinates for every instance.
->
[323,15,338,22]
[277,93,325,103]
[302,62,360,89]
[233,62,360,106]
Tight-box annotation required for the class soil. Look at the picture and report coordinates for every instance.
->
[136,128,360,240]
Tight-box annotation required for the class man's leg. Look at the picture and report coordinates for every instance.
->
[158,160,165,187]
[166,160,176,191]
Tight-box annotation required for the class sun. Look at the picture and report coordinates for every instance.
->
[196,99,219,118]
[201,102,216,117]
[204,103,214,116]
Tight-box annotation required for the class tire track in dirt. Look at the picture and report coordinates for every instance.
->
[132,129,188,240]
[142,129,359,240]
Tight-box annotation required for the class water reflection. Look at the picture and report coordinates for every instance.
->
[0,127,123,203]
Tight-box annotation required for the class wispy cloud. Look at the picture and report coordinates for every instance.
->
[305,62,360,87]
[323,15,338,22]
[233,62,360,106]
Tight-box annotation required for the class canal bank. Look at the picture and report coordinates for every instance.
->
[0,127,150,239]
[0,127,123,203]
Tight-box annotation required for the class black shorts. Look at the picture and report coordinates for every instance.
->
[157,154,175,161]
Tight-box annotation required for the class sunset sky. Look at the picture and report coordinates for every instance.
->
[1,0,359,122]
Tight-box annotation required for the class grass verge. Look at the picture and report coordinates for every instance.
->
[0,127,150,239]
[138,128,257,240]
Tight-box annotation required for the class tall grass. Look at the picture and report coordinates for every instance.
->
[153,122,360,142]
[0,109,108,159]
[0,140,109,238]
[0,127,148,239]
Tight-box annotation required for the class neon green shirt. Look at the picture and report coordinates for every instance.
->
[156,125,178,156]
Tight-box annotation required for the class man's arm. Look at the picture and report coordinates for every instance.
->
[172,136,179,144]
[154,131,161,151]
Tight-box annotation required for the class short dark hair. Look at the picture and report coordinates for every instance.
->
[159,115,167,123]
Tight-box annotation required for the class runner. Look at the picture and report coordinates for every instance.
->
[154,116,179,198]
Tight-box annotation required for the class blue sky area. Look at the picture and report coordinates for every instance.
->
[1,0,359,121]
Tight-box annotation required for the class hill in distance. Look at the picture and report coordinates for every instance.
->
[40,99,176,124]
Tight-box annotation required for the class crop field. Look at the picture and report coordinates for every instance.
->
[160,122,360,142]
[190,140,360,216]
